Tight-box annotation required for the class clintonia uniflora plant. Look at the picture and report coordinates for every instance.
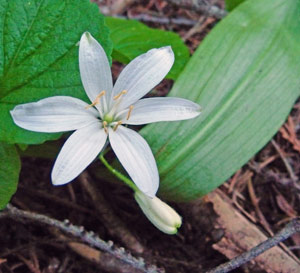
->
[10,32,200,233]
[11,32,200,198]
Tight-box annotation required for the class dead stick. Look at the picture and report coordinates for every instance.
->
[54,232,144,273]
[165,0,227,19]
[207,218,300,273]
[0,204,162,273]
[271,139,299,186]
[125,14,198,26]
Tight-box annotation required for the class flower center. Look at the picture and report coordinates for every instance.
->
[85,90,134,133]
[102,120,122,134]
[103,114,114,124]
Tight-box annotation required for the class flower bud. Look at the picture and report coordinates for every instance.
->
[134,190,182,234]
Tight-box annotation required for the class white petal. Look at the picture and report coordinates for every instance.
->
[112,46,174,110]
[120,97,201,125]
[10,96,99,132]
[79,32,113,113]
[52,122,107,185]
[109,126,159,197]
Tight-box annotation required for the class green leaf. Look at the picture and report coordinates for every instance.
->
[105,17,190,80]
[225,0,246,11]
[141,0,300,201]
[0,0,112,144]
[0,142,20,209]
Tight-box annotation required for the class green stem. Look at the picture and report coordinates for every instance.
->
[99,154,138,192]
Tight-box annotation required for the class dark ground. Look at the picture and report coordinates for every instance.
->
[1,1,300,272]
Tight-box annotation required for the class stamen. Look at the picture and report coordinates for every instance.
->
[107,90,128,118]
[126,105,134,120]
[113,121,122,131]
[103,121,108,134]
[113,90,127,100]
[85,90,106,109]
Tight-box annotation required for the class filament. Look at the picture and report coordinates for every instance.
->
[85,90,106,109]
[113,121,122,131]
[103,121,108,134]
[126,105,134,120]
[113,90,127,100]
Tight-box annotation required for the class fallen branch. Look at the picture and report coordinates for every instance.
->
[125,14,198,26]
[54,232,143,273]
[0,204,163,273]
[165,0,227,19]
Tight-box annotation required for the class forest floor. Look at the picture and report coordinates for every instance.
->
[1,1,300,272]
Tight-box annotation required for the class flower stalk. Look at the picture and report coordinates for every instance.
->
[100,155,182,234]
[99,154,138,191]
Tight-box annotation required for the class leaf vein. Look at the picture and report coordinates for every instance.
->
[4,0,45,75]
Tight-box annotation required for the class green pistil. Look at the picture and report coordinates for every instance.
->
[103,114,114,124]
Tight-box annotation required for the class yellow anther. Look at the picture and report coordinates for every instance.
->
[113,90,127,100]
[126,105,134,120]
[103,121,108,134]
[85,90,106,109]
[113,121,122,131]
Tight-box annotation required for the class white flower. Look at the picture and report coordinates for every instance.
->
[10,32,200,197]
[134,190,182,234]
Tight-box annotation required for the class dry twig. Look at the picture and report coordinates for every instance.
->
[0,205,163,273]
[16,254,41,273]
[182,17,215,41]
[207,218,300,273]
[206,190,300,273]
[271,139,299,188]
[55,232,143,273]
[247,178,273,236]
[280,116,300,154]
[165,0,227,19]
[124,14,198,26]
[272,185,297,218]
[227,169,242,193]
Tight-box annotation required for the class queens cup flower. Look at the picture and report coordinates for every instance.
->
[10,32,200,197]
[134,189,182,234]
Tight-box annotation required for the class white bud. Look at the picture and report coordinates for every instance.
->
[134,190,182,234]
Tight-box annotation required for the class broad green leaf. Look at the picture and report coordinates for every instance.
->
[0,0,112,144]
[141,0,300,201]
[225,0,246,11]
[105,17,190,80]
[0,142,20,209]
